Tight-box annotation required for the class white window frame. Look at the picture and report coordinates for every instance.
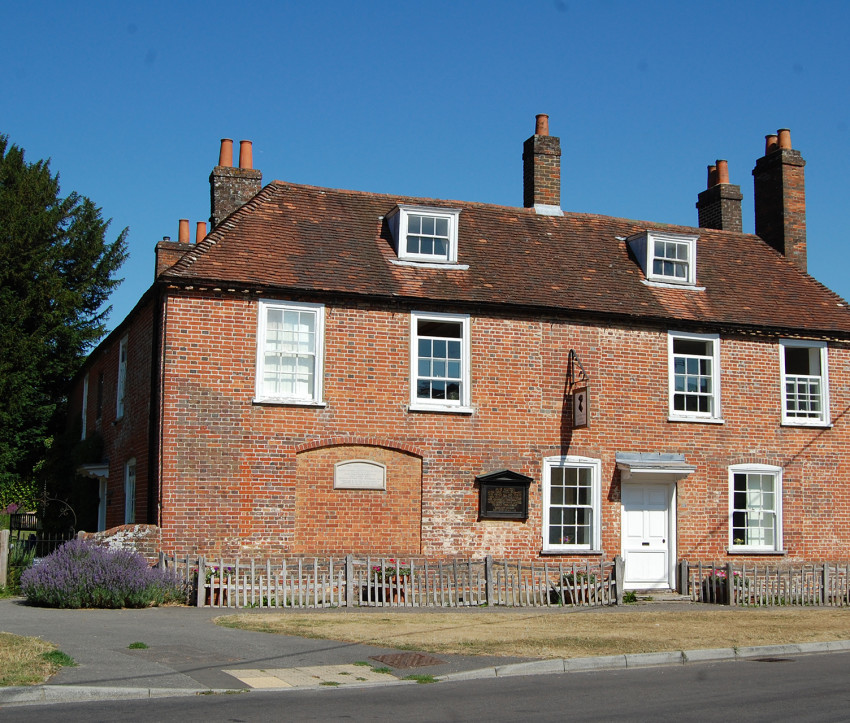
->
[388,205,461,264]
[116,335,128,419]
[542,456,602,553]
[629,231,698,287]
[254,300,325,406]
[124,458,136,525]
[409,311,472,413]
[780,339,830,426]
[81,373,89,440]
[668,331,722,422]
[728,464,783,553]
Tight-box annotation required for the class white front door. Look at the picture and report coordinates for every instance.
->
[622,483,673,589]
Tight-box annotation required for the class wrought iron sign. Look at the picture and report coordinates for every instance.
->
[567,349,590,429]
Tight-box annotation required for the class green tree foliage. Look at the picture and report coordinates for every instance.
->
[0,135,127,501]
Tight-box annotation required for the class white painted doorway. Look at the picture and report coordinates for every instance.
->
[621,483,675,590]
[98,478,107,532]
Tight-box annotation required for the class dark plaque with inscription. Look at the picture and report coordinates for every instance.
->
[476,470,532,521]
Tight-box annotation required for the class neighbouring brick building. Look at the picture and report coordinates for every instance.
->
[68,117,850,590]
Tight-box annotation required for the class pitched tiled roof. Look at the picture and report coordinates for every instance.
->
[161,181,850,336]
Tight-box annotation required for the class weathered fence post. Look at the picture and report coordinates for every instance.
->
[0,529,9,588]
[614,555,624,605]
[678,559,689,596]
[726,562,735,606]
[484,555,494,606]
[345,554,354,608]
[196,556,205,607]
[822,563,830,606]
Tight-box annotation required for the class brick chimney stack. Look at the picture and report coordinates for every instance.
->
[523,114,563,216]
[696,158,743,232]
[209,138,263,229]
[752,128,807,272]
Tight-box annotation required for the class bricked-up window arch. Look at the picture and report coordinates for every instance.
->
[542,456,601,552]
[667,331,721,422]
[728,464,783,552]
[409,311,472,413]
[780,339,830,426]
[254,300,325,405]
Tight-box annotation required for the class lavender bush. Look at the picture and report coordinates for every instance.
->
[20,539,187,608]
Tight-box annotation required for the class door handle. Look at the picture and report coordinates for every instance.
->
[642,542,650,546]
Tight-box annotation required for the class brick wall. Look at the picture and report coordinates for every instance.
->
[68,298,156,529]
[155,290,850,564]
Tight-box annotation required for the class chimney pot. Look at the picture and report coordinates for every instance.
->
[535,114,549,136]
[697,159,742,231]
[178,219,190,244]
[218,139,233,167]
[765,134,779,154]
[162,236,171,242]
[195,221,207,244]
[777,128,792,150]
[239,140,253,170]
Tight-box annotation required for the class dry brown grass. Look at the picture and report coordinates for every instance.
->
[0,632,60,686]
[216,607,850,659]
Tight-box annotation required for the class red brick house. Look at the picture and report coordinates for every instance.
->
[69,117,850,590]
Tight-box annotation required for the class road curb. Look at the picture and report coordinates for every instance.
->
[0,685,231,707]
[438,639,850,682]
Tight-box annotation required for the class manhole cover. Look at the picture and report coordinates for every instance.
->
[750,657,794,663]
[370,652,445,669]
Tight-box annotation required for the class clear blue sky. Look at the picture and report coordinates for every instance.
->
[3,1,850,333]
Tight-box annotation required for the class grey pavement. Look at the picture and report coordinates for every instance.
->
[1,596,849,707]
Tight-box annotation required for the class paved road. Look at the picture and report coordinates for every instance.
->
[3,651,850,722]
[3,596,850,715]
[0,598,525,691]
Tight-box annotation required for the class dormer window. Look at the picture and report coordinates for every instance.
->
[387,205,461,264]
[629,231,698,287]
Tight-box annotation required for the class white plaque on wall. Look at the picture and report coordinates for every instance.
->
[334,460,386,490]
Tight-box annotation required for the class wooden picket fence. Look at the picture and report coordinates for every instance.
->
[683,560,850,606]
[158,553,623,609]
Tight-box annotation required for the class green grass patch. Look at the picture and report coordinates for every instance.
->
[371,666,392,674]
[128,641,149,649]
[41,650,76,667]
[320,681,340,686]
[403,674,437,684]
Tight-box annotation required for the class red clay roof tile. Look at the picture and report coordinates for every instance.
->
[161,181,850,336]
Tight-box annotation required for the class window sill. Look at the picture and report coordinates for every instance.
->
[252,398,327,408]
[643,279,704,291]
[390,259,469,270]
[540,549,604,556]
[408,403,474,415]
[667,416,725,425]
[726,549,786,556]
[780,420,833,429]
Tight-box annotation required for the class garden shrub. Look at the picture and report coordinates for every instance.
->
[20,539,187,608]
